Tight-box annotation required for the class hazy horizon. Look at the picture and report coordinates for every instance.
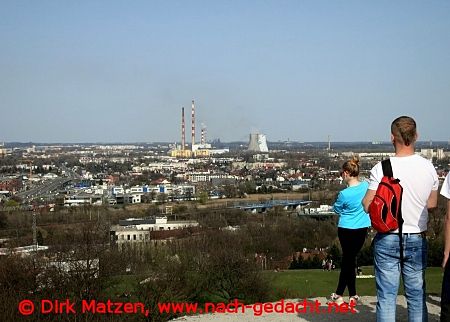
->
[2,140,449,146]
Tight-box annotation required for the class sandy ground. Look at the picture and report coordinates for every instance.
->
[172,295,441,322]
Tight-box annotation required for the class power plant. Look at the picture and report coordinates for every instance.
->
[170,100,212,158]
[248,133,269,152]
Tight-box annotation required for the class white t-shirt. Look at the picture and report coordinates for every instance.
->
[368,154,439,233]
[441,173,450,199]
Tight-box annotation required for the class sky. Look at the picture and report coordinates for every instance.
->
[1,1,449,143]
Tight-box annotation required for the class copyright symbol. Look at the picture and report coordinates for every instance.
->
[18,300,34,316]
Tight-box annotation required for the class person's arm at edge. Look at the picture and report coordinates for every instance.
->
[363,163,379,213]
[442,199,450,269]
[362,189,376,213]
[427,190,438,211]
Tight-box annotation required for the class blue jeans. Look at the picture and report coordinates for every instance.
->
[374,233,427,322]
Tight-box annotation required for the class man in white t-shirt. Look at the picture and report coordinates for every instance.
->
[363,116,438,322]
[440,172,450,321]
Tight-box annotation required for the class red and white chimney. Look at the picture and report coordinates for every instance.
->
[181,107,185,150]
[191,100,195,147]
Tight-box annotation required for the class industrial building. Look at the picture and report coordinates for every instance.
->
[248,133,269,152]
[109,216,199,249]
[170,100,213,158]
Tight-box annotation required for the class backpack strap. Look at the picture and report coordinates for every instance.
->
[382,158,405,269]
[381,159,394,178]
[398,200,404,270]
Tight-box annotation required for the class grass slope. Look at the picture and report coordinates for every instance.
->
[265,266,443,299]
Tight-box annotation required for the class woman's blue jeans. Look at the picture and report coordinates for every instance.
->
[374,233,427,322]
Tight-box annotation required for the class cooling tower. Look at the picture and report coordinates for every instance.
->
[248,133,269,152]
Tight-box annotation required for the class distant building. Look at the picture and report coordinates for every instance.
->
[0,245,49,257]
[248,134,269,152]
[109,216,199,249]
[185,171,237,183]
[112,187,124,195]
[170,148,193,158]
[419,148,446,160]
[291,180,310,191]
[116,216,199,231]
[64,193,103,206]
[0,176,22,193]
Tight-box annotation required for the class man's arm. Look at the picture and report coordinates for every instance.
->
[442,200,450,269]
[427,190,438,210]
[362,189,376,213]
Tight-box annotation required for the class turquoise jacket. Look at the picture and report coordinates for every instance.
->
[333,180,370,229]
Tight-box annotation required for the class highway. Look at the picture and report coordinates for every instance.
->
[15,163,80,201]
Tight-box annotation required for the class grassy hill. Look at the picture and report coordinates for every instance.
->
[105,266,444,303]
[265,266,443,300]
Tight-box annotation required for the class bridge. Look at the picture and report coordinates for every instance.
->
[229,199,338,216]
[229,199,312,213]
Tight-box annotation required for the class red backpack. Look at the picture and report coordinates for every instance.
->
[369,159,404,233]
[369,159,405,266]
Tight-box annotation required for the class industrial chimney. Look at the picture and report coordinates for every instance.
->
[191,100,195,147]
[201,127,205,145]
[181,107,185,150]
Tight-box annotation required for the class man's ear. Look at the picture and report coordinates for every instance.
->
[390,134,395,144]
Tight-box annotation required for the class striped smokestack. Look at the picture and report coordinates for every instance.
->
[181,107,185,150]
[191,100,195,146]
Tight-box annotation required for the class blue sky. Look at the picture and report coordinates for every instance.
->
[1,1,449,143]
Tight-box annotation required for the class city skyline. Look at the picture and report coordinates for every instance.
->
[1,1,449,143]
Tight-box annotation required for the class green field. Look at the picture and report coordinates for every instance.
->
[264,266,444,299]
[105,266,444,303]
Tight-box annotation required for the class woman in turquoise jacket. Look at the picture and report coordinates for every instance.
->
[328,156,370,306]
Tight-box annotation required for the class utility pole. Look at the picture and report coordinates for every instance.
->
[32,211,37,252]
